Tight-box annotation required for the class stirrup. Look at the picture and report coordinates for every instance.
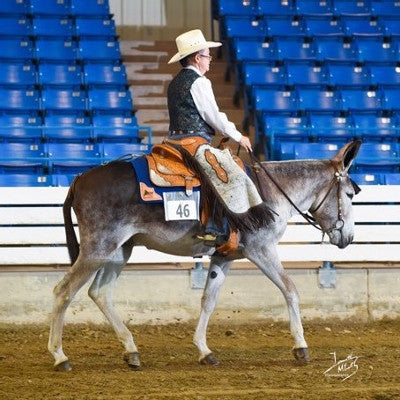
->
[196,233,218,242]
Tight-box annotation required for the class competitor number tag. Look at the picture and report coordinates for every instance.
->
[163,191,200,221]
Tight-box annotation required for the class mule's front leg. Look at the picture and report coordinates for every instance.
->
[245,245,310,364]
[193,259,232,365]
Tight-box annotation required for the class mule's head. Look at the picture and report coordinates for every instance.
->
[310,140,361,249]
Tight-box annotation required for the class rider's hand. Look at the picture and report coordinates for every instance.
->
[239,136,253,153]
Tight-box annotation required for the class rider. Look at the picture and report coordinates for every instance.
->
[166,29,272,242]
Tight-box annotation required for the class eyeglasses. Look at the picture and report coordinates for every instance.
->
[199,54,212,61]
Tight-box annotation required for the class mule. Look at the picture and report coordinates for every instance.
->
[48,140,361,371]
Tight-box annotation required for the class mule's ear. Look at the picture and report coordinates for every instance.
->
[333,140,362,172]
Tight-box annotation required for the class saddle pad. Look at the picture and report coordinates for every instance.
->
[130,156,200,204]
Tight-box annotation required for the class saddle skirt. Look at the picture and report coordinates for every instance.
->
[145,143,200,195]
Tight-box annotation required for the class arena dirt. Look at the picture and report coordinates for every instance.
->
[1,319,400,400]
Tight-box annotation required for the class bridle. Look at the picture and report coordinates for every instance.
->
[250,153,353,240]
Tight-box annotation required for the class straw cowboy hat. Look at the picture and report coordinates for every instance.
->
[168,29,222,64]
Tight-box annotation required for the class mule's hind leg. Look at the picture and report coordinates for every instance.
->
[193,257,232,365]
[48,255,102,371]
[88,243,140,369]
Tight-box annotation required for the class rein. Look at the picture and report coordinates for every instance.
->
[249,152,345,237]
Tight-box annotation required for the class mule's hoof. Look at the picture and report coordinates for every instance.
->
[292,347,310,364]
[54,360,72,372]
[123,352,141,370]
[199,352,220,366]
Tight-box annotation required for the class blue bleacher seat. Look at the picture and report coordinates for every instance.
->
[257,0,295,16]
[75,17,116,38]
[304,16,345,36]
[356,37,397,63]
[333,1,371,16]
[254,87,298,113]
[35,38,77,62]
[0,0,28,14]
[0,38,34,61]
[262,113,309,158]
[286,61,328,86]
[32,16,74,37]
[0,142,46,173]
[0,111,42,142]
[382,88,400,111]
[30,0,70,15]
[351,173,383,185]
[0,173,50,187]
[354,142,400,172]
[315,37,359,62]
[47,142,102,174]
[341,87,383,112]
[102,142,149,161]
[369,64,400,85]
[371,1,400,17]
[381,17,400,37]
[0,17,32,36]
[0,87,39,111]
[41,87,86,111]
[243,61,287,87]
[383,173,400,184]
[309,112,354,142]
[297,87,342,112]
[88,87,133,112]
[296,0,333,16]
[216,0,258,17]
[0,62,36,86]
[341,15,384,37]
[224,16,267,39]
[70,0,110,16]
[38,63,82,86]
[327,62,371,87]
[279,142,341,160]
[352,112,398,141]
[83,63,127,86]
[51,173,77,186]
[265,16,306,37]
[276,37,316,61]
[233,38,278,62]
[78,38,121,62]
[43,112,91,142]
[92,112,141,143]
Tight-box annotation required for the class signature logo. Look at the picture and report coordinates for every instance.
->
[323,352,361,381]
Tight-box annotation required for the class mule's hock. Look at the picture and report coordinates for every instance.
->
[1,186,400,323]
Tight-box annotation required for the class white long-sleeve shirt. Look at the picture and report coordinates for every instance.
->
[187,66,243,143]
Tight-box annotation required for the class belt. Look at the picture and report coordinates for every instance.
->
[169,130,213,135]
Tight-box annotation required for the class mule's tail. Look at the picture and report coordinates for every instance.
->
[63,176,80,265]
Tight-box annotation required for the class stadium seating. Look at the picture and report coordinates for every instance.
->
[297,87,342,112]
[371,1,400,17]
[0,62,37,86]
[381,17,400,37]
[0,111,42,142]
[46,142,102,174]
[303,16,345,37]
[341,15,384,37]
[43,112,91,142]
[0,38,34,61]
[352,112,399,142]
[308,112,354,143]
[295,0,333,16]
[102,142,149,161]
[92,112,140,143]
[356,37,397,63]
[0,87,40,111]
[41,86,86,111]
[70,0,110,16]
[333,1,371,16]
[383,173,400,185]
[340,87,383,112]
[32,16,74,38]
[224,16,267,40]
[0,142,46,173]
[38,63,83,86]
[87,87,132,112]
[354,142,400,172]
[275,37,317,61]
[78,38,121,62]
[29,0,70,16]
[83,63,127,86]
[315,37,359,62]
[0,0,29,14]
[327,62,371,87]
[215,0,257,17]
[0,16,32,36]
[75,17,116,38]
[286,61,328,86]
[266,16,306,37]
[0,173,50,187]
[351,173,384,185]
[35,38,78,62]
[257,0,295,16]
[278,142,342,161]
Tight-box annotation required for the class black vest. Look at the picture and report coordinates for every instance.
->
[167,68,215,134]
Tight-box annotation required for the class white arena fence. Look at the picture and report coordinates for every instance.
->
[0,186,400,267]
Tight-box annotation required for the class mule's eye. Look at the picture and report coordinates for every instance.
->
[346,193,354,200]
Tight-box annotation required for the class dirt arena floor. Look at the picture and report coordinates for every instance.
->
[1,319,400,400]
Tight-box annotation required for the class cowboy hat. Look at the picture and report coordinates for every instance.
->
[168,29,222,64]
